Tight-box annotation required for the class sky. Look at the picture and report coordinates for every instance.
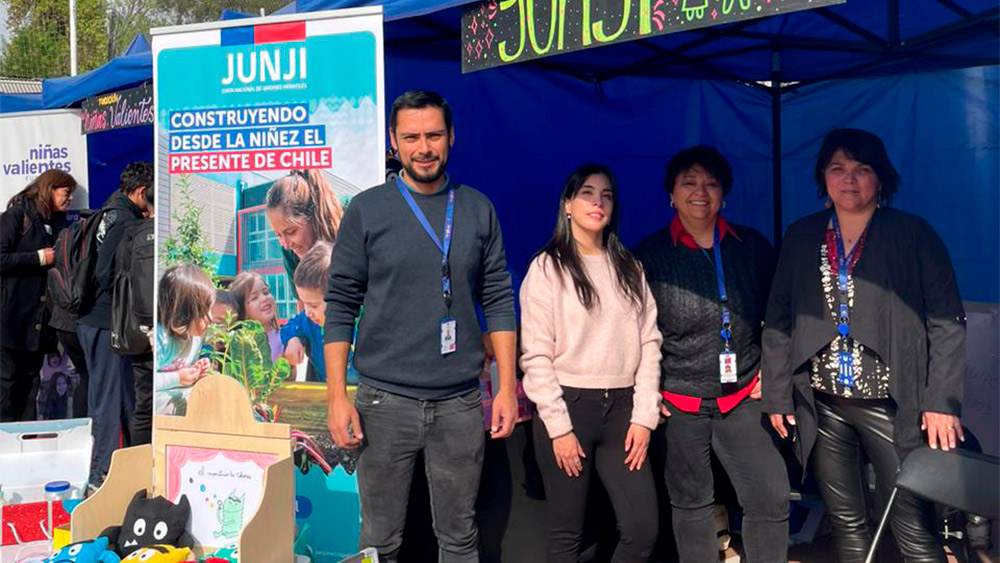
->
[0,3,8,46]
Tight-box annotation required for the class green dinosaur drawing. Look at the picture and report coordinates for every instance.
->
[214,491,246,539]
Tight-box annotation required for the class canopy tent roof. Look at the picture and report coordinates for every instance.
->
[295,0,999,87]
[18,0,997,111]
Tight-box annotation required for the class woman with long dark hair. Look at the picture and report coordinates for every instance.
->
[521,163,662,562]
[42,371,71,420]
[0,169,77,421]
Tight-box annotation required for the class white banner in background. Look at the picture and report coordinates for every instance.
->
[0,109,89,208]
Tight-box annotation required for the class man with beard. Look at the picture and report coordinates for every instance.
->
[324,90,518,562]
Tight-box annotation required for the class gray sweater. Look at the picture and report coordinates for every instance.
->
[325,179,516,399]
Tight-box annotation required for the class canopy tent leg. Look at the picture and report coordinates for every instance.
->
[771,48,782,247]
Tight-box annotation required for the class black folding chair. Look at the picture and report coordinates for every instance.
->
[865,446,1000,563]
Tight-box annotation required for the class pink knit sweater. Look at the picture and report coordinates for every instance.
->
[519,252,663,438]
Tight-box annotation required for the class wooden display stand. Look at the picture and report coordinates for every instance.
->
[70,375,294,562]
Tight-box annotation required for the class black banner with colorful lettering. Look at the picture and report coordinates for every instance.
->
[461,0,844,73]
[80,84,154,134]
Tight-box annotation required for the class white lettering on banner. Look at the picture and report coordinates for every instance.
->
[222,47,307,86]
[168,105,308,130]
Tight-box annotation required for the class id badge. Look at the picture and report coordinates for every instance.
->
[837,350,855,388]
[719,351,738,384]
[440,317,457,355]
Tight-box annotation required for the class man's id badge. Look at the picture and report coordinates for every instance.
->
[719,352,738,384]
[440,317,457,355]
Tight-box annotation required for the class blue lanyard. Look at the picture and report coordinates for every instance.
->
[710,226,733,351]
[830,212,868,337]
[396,176,455,309]
[830,211,870,387]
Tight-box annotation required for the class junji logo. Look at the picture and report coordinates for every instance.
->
[222,47,307,86]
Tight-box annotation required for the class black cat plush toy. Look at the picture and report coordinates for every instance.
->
[100,490,195,557]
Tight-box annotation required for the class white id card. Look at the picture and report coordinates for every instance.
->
[441,317,457,355]
[719,351,738,384]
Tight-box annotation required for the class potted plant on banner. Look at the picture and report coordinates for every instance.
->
[204,314,339,475]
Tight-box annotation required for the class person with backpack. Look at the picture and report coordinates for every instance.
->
[111,216,155,446]
[48,207,96,419]
[75,162,153,489]
[0,169,78,421]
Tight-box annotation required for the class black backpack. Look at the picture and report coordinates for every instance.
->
[47,208,107,315]
[110,219,154,355]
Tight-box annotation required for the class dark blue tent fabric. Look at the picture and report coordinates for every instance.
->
[85,125,155,210]
[220,9,255,20]
[122,33,151,56]
[41,54,151,109]
[0,92,44,113]
[41,35,151,109]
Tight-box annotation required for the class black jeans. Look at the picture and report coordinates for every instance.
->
[663,398,789,563]
[56,329,89,417]
[814,393,945,563]
[129,352,154,446]
[355,383,485,563]
[0,346,43,421]
[534,387,658,563]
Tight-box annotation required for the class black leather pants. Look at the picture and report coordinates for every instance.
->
[814,393,944,563]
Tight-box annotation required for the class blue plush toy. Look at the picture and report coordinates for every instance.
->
[44,537,122,563]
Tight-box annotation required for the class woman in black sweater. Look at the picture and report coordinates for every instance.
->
[635,146,789,563]
[0,169,77,421]
[762,129,965,562]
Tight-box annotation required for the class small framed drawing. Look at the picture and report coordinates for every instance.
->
[165,446,279,545]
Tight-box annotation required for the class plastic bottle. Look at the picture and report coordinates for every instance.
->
[44,481,71,538]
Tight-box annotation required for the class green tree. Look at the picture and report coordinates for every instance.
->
[154,0,288,26]
[0,0,109,78]
[160,174,219,280]
[106,0,165,59]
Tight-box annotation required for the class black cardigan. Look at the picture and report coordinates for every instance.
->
[636,222,775,398]
[761,208,966,469]
[0,200,65,351]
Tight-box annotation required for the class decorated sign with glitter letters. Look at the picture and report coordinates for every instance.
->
[462,0,845,72]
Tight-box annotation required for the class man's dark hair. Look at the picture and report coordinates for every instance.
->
[120,162,154,206]
[664,145,734,195]
[389,90,452,133]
